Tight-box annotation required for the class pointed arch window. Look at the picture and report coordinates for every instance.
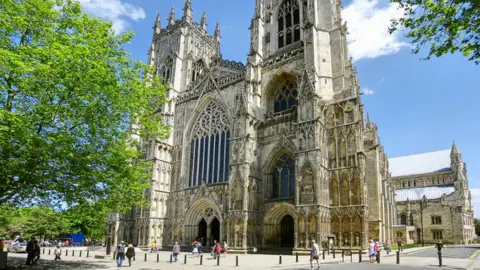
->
[274,80,297,113]
[161,56,173,82]
[191,60,205,83]
[277,0,300,49]
[189,102,230,187]
[271,153,295,199]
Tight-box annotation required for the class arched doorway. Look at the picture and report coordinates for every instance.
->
[211,217,220,245]
[280,215,294,247]
[198,218,207,240]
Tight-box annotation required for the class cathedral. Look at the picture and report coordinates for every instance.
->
[111,0,398,252]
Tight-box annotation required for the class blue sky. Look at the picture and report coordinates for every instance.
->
[78,0,480,215]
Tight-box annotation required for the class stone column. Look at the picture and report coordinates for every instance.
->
[294,221,298,248]
[226,218,230,247]
[207,223,212,245]
[317,213,321,244]
[242,216,248,249]
[305,217,309,249]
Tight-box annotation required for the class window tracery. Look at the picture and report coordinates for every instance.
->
[191,60,205,83]
[161,56,173,82]
[189,102,230,187]
[274,80,297,113]
[277,0,301,48]
[271,153,295,199]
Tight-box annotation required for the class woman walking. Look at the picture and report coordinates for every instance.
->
[126,244,135,267]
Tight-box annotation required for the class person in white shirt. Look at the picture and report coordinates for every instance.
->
[310,239,320,269]
[53,245,62,261]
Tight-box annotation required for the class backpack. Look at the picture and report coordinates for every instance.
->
[117,244,125,253]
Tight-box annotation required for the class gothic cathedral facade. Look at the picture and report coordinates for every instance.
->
[113,0,396,251]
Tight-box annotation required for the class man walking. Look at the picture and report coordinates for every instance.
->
[310,240,320,269]
[53,244,62,261]
[116,241,126,267]
[172,242,180,262]
[25,237,35,265]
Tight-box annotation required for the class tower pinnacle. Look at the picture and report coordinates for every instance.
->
[214,22,221,43]
[182,0,192,22]
[200,12,207,31]
[168,7,175,26]
[153,13,161,34]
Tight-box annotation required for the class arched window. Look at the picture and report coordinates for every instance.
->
[191,60,205,83]
[189,102,230,187]
[271,153,295,199]
[400,213,407,225]
[161,56,173,82]
[277,0,300,49]
[274,80,297,113]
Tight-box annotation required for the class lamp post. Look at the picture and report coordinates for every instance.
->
[21,223,24,237]
[420,195,427,247]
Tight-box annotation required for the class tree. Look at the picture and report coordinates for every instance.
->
[475,218,480,236]
[389,0,480,64]
[0,0,169,211]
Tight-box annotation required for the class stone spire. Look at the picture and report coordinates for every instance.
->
[153,13,161,34]
[200,12,207,31]
[182,0,192,23]
[450,141,463,165]
[214,22,220,43]
[168,6,175,26]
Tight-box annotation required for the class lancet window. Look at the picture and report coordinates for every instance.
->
[189,102,230,187]
[274,80,297,113]
[277,0,301,49]
[191,60,205,83]
[271,153,295,199]
[161,56,173,82]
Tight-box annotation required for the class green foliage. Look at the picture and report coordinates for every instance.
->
[475,218,480,236]
[0,0,169,211]
[389,0,480,64]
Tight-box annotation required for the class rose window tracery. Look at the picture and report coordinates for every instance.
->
[189,102,231,187]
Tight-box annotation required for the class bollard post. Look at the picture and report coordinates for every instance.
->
[350,249,353,263]
[279,255,282,264]
[169,254,172,263]
[66,249,68,256]
[342,250,345,262]
[144,253,147,262]
[184,254,187,264]
[396,251,400,264]
[377,250,380,264]
[217,254,220,266]
[296,252,298,263]
[72,250,74,256]
[358,250,362,263]
[80,250,82,257]
[438,251,442,267]
[87,250,89,258]
[157,253,159,262]
[43,248,45,254]
[333,249,335,259]
[133,255,135,261]
[236,255,238,267]
[200,255,203,265]
[322,250,325,260]
[48,249,51,255]
[113,251,116,260]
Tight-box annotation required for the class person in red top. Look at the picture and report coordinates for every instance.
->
[397,238,403,251]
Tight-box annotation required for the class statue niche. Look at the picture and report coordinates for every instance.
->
[300,173,314,204]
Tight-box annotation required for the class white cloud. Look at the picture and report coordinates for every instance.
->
[470,188,480,217]
[78,0,146,34]
[342,0,409,61]
[362,88,375,95]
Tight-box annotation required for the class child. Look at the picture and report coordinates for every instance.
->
[54,245,62,261]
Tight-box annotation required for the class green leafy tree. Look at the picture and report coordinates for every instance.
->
[62,202,109,240]
[0,0,169,211]
[389,0,480,64]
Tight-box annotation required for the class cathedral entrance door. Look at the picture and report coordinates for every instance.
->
[211,217,220,244]
[280,215,294,247]
[198,218,207,241]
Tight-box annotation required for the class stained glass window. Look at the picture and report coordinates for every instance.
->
[272,154,295,198]
[277,0,300,49]
[274,80,297,113]
[162,56,173,82]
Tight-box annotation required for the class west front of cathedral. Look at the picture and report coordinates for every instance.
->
[110,0,474,251]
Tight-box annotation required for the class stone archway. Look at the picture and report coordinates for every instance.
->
[263,202,297,248]
[280,215,294,247]
[184,198,223,245]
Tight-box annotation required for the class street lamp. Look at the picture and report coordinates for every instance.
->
[420,195,428,247]
[21,223,24,237]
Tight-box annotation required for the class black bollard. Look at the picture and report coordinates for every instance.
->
[438,251,442,267]
[157,253,159,262]
[48,249,51,255]
[396,251,400,264]
[200,255,203,265]
[43,248,45,254]
[66,249,68,256]
[217,254,220,266]
[322,250,325,260]
[359,250,362,263]
[279,255,282,264]
[170,254,172,263]
[350,249,353,263]
[133,255,135,261]
[72,250,74,256]
[80,250,82,257]
[296,252,298,263]
[144,253,147,262]
[113,251,116,260]
[87,250,89,258]
[236,255,238,267]
[333,249,335,259]
[184,254,187,264]
[342,250,345,262]
[377,250,380,264]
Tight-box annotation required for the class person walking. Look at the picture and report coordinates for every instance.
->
[369,239,376,263]
[172,242,180,262]
[116,241,126,267]
[192,241,199,257]
[126,244,135,267]
[33,239,41,265]
[223,241,228,257]
[53,244,62,261]
[384,240,391,255]
[25,237,35,265]
[397,238,403,251]
[310,240,320,269]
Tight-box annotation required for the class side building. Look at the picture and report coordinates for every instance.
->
[389,143,475,245]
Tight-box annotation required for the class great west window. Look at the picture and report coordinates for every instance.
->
[277,0,300,48]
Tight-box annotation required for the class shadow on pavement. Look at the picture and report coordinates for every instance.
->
[5,256,111,269]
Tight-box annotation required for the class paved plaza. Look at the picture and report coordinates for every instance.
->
[2,245,480,270]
